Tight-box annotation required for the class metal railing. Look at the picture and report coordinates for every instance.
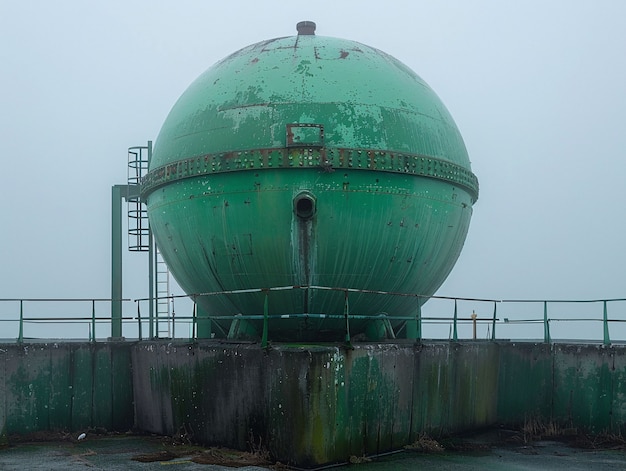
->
[2,289,626,344]
[132,287,626,345]
[0,298,132,342]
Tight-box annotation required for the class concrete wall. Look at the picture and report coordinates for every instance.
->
[132,341,626,466]
[131,342,500,466]
[496,342,626,434]
[552,344,626,433]
[0,342,133,442]
[1,340,625,467]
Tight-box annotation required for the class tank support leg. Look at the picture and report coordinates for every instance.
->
[227,315,258,341]
[406,298,422,340]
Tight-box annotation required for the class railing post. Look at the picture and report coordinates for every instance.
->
[417,299,422,340]
[452,299,458,341]
[18,300,24,344]
[471,310,478,339]
[171,298,176,339]
[543,301,551,343]
[192,297,197,340]
[344,290,352,347]
[261,293,269,349]
[90,300,96,342]
[136,302,143,340]
[491,301,497,341]
[155,297,160,339]
[603,300,611,346]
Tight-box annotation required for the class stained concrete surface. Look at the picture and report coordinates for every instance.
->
[1,435,626,470]
[362,442,626,471]
[0,436,271,470]
[4,341,626,467]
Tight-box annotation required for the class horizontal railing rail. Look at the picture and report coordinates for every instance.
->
[132,287,626,346]
[2,289,625,345]
[0,298,132,343]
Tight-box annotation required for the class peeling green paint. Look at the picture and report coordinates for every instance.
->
[142,30,478,341]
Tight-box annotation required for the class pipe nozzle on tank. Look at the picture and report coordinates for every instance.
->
[294,192,316,219]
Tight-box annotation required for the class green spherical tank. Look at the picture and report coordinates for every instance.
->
[141,22,479,341]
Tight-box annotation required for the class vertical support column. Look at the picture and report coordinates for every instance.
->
[147,141,155,340]
[148,234,155,339]
[603,300,611,346]
[111,185,124,339]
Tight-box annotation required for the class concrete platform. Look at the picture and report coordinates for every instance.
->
[0,435,271,470]
[1,434,625,470]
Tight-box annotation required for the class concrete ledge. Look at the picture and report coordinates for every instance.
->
[1,340,625,467]
[132,341,500,466]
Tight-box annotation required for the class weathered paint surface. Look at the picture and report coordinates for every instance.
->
[496,342,553,423]
[0,342,133,437]
[141,29,479,340]
[551,344,623,433]
[1,341,626,467]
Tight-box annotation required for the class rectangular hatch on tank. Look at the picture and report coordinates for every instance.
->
[286,123,324,147]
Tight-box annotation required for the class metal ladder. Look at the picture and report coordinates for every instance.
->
[127,142,172,337]
[127,146,150,251]
[155,247,172,338]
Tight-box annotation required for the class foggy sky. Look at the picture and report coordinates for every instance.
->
[1,1,625,339]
